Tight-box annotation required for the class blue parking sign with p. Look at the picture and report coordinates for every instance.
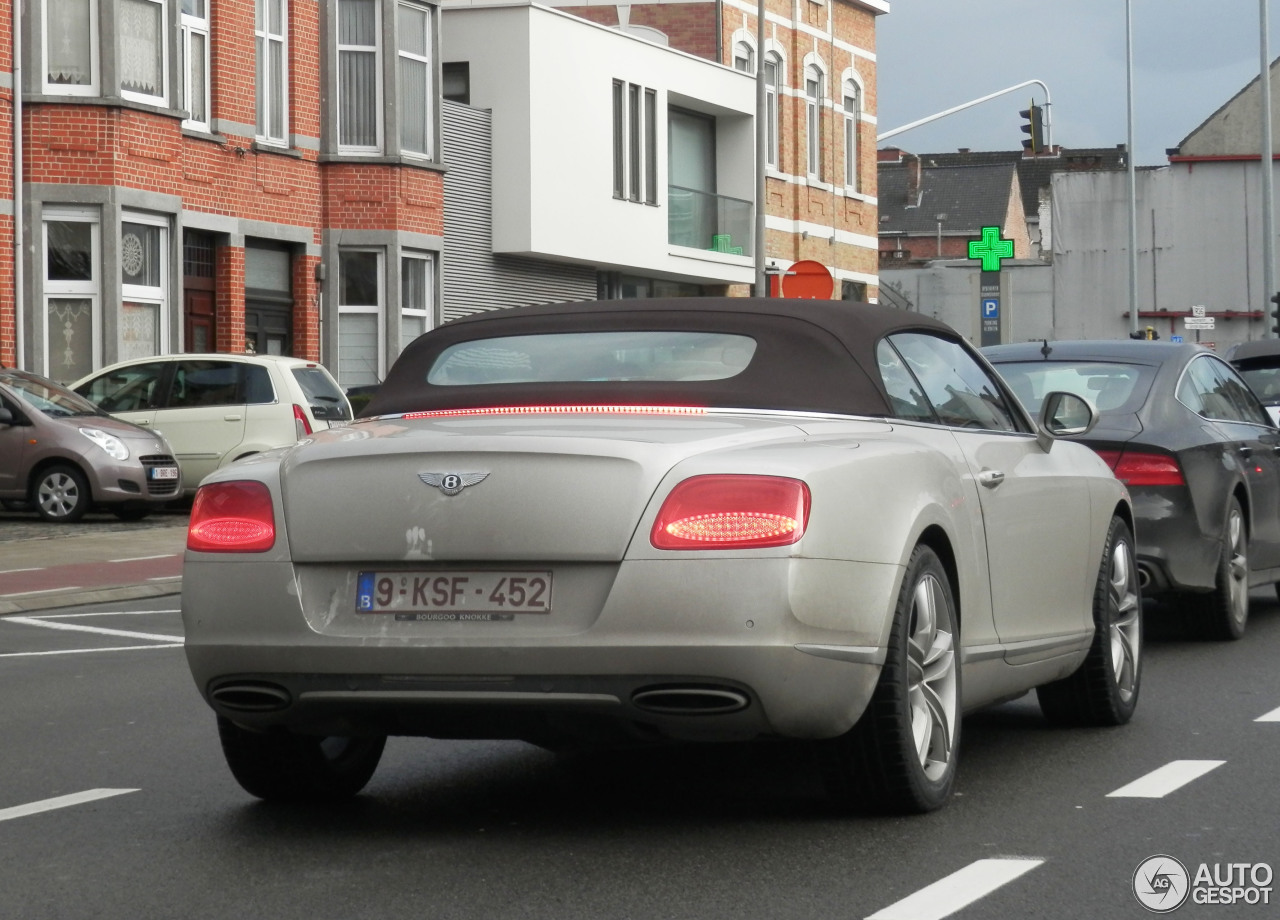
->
[982,298,1000,319]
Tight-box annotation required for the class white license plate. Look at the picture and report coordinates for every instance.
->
[149,466,179,480]
[356,570,552,616]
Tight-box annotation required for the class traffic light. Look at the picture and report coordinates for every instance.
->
[1271,291,1280,334]
[1020,102,1044,155]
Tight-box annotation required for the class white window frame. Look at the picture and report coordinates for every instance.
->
[843,77,860,192]
[397,0,433,158]
[42,207,102,380]
[338,0,384,154]
[256,0,290,145]
[805,63,824,180]
[611,80,657,205]
[398,251,434,361]
[337,248,386,386]
[732,39,754,74]
[181,0,212,131]
[119,0,169,106]
[43,0,100,96]
[120,212,170,360]
[764,51,781,170]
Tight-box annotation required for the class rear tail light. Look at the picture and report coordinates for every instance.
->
[651,475,811,550]
[188,481,276,553]
[293,404,313,438]
[1094,449,1186,487]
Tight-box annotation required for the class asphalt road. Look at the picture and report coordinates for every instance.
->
[1,593,1278,919]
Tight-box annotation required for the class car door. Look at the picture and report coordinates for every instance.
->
[1180,354,1280,573]
[152,360,249,488]
[885,332,1097,647]
[73,360,168,432]
[0,390,31,496]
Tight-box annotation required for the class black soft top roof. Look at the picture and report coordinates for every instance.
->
[364,298,963,418]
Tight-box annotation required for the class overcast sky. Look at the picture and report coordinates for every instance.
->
[877,1,1280,166]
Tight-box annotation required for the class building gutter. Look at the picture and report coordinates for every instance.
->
[12,0,22,368]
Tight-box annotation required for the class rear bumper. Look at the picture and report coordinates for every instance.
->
[1129,488,1219,596]
[182,556,898,743]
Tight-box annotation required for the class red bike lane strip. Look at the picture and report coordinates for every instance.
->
[0,554,183,597]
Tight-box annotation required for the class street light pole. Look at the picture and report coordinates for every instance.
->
[1126,0,1140,337]
[1261,0,1276,336]
[754,0,767,296]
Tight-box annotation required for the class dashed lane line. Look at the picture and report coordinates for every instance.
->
[1256,705,1280,722]
[865,858,1044,920]
[1106,760,1226,798]
[0,789,139,823]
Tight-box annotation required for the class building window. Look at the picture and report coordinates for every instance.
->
[843,79,860,191]
[764,53,780,169]
[180,0,211,130]
[44,0,99,94]
[120,215,169,360]
[338,249,384,387]
[399,252,434,361]
[805,64,824,179]
[43,209,101,383]
[338,0,383,152]
[256,0,289,144]
[612,80,657,204]
[733,40,754,74]
[442,62,469,104]
[398,1,433,157]
[119,0,168,105]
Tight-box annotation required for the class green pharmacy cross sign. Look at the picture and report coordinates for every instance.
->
[968,226,1014,272]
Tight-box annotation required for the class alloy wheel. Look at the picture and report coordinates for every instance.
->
[1108,533,1142,703]
[907,572,958,781]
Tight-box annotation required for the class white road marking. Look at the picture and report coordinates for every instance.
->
[0,644,182,658]
[866,858,1044,920]
[23,609,181,618]
[1256,705,1280,722]
[4,616,181,642]
[1106,760,1226,798]
[0,567,44,575]
[109,554,176,563]
[4,586,82,597]
[0,789,139,823]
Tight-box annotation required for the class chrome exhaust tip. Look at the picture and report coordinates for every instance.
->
[631,685,750,715]
[210,682,292,713]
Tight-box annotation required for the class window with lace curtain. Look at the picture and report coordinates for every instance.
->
[120,0,167,105]
[43,0,99,95]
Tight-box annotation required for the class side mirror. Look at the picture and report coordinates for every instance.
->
[0,407,12,426]
[1038,391,1095,447]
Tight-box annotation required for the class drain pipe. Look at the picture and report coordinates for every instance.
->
[12,0,23,368]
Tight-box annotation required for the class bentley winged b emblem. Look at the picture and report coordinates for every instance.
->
[419,471,490,496]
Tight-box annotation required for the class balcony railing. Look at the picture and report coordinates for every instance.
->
[668,185,753,255]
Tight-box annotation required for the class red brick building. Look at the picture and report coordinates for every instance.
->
[2,0,443,387]
[554,0,886,301]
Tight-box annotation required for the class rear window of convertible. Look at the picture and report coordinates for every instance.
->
[425,331,758,386]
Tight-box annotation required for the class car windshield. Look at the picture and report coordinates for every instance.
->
[426,331,758,386]
[990,360,1157,417]
[1234,361,1280,407]
[0,371,105,418]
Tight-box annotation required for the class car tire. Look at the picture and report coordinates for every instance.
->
[32,464,91,523]
[1037,516,1142,726]
[817,544,960,814]
[217,716,386,801]
[1187,496,1249,641]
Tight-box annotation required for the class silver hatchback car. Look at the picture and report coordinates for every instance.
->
[0,368,182,522]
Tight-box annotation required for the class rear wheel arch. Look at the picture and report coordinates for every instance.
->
[915,524,961,629]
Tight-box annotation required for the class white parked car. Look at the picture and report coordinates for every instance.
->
[73,354,351,495]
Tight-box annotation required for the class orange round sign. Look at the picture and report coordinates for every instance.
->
[780,260,834,300]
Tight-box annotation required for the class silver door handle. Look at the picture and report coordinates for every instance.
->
[978,469,1005,489]
[223,414,243,421]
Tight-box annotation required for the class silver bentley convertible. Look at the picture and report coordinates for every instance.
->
[182,298,1140,813]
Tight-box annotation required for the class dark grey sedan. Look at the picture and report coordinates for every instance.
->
[985,340,1280,640]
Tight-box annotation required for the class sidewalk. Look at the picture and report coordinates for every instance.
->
[0,512,188,614]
